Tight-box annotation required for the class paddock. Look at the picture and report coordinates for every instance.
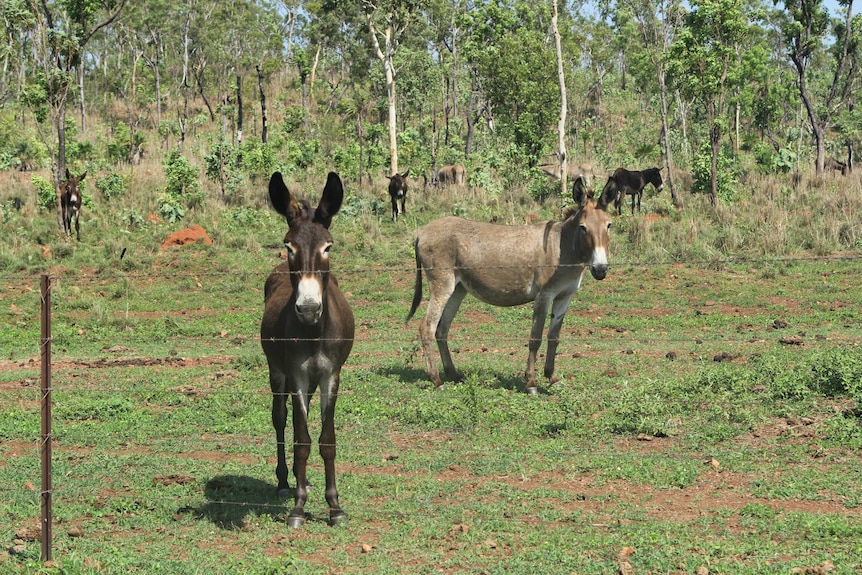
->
[2,247,861,573]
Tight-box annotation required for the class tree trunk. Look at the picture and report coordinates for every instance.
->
[368,19,399,175]
[658,69,680,207]
[552,0,568,193]
[709,103,719,206]
[257,65,268,144]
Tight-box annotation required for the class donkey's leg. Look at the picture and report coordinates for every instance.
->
[400,196,406,217]
[419,278,457,390]
[288,388,312,528]
[269,371,291,498]
[544,292,576,384]
[525,296,552,394]
[319,374,345,526]
[74,212,80,241]
[436,285,467,383]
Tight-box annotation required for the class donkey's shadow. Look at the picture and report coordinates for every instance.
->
[187,475,289,530]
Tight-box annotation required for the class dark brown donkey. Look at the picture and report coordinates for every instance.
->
[260,171,355,528]
[60,169,86,241]
[610,167,663,215]
[406,177,615,394]
[385,170,409,221]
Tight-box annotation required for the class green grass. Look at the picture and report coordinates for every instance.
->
[2,169,862,573]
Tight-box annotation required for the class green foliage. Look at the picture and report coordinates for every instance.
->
[691,144,739,203]
[107,121,146,165]
[95,171,127,201]
[160,150,203,218]
[239,140,277,179]
[753,143,796,174]
[32,175,56,211]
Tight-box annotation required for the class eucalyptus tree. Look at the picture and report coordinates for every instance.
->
[667,0,748,205]
[29,0,129,229]
[1,0,36,103]
[362,0,422,175]
[462,0,559,167]
[619,0,684,206]
[776,0,859,174]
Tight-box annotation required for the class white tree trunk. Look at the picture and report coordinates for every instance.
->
[552,0,568,193]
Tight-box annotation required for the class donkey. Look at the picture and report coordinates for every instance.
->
[610,167,663,215]
[538,162,598,188]
[60,169,86,241]
[825,157,847,176]
[435,164,466,186]
[260,171,355,528]
[406,177,615,394]
[385,170,409,221]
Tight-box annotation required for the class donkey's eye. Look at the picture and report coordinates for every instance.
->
[607,223,612,232]
[286,242,297,259]
[321,242,332,257]
[579,224,588,234]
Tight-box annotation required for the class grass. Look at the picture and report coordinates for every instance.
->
[1,162,862,573]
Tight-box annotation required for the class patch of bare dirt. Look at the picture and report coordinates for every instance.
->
[160,225,213,250]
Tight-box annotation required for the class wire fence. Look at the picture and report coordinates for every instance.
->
[2,255,862,563]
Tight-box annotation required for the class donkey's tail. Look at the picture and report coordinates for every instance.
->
[405,237,423,323]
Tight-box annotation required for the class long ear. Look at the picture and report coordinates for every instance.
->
[65,168,71,180]
[598,177,617,211]
[269,172,302,224]
[79,171,87,182]
[572,176,588,207]
[315,172,344,228]
[402,169,410,178]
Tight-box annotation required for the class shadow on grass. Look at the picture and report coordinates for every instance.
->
[186,474,289,530]
[377,364,535,394]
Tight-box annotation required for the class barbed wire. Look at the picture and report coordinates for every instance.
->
[2,251,861,284]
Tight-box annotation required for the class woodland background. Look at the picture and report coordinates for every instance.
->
[0,0,859,227]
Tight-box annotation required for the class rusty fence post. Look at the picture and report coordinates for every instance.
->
[40,274,52,562]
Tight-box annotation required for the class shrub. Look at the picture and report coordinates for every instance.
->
[96,172,127,201]
[32,175,56,211]
[692,144,739,203]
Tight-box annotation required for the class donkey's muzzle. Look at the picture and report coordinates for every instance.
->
[296,302,323,324]
[590,264,608,280]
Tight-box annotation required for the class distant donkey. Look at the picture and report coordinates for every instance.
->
[824,157,847,176]
[435,164,466,186]
[60,169,87,241]
[385,170,410,221]
[260,171,355,528]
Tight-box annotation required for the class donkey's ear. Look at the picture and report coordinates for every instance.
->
[65,168,71,180]
[315,172,344,229]
[269,172,302,224]
[572,176,588,207]
[597,177,618,211]
[79,171,87,182]
[402,169,410,178]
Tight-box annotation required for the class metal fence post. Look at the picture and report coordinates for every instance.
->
[40,274,52,562]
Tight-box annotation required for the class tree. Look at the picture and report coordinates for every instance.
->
[624,0,684,207]
[363,0,421,175]
[552,0,569,192]
[777,0,859,174]
[668,0,747,204]
[30,0,129,229]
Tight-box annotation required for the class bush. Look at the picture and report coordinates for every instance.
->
[32,175,56,211]
[96,172,128,201]
[692,144,739,203]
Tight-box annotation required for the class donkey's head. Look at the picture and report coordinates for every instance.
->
[269,171,345,325]
[62,169,86,207]
[647,167,664,192]
[569,176,614,280]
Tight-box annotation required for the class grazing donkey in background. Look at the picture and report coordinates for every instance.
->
[406,177,616,394]
[825,157,848,176]
[610,167,663,215]
[60,169,86,241]
[385,170,410,221]
[260,171,355,528]
[538,161,598,188]
[435,164,466,185]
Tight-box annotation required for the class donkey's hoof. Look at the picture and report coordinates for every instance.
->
[433,384,446,392]
[524,386,539,396]
[330,511,348,527]
[287,513,306,529]
[277,486,292,499]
